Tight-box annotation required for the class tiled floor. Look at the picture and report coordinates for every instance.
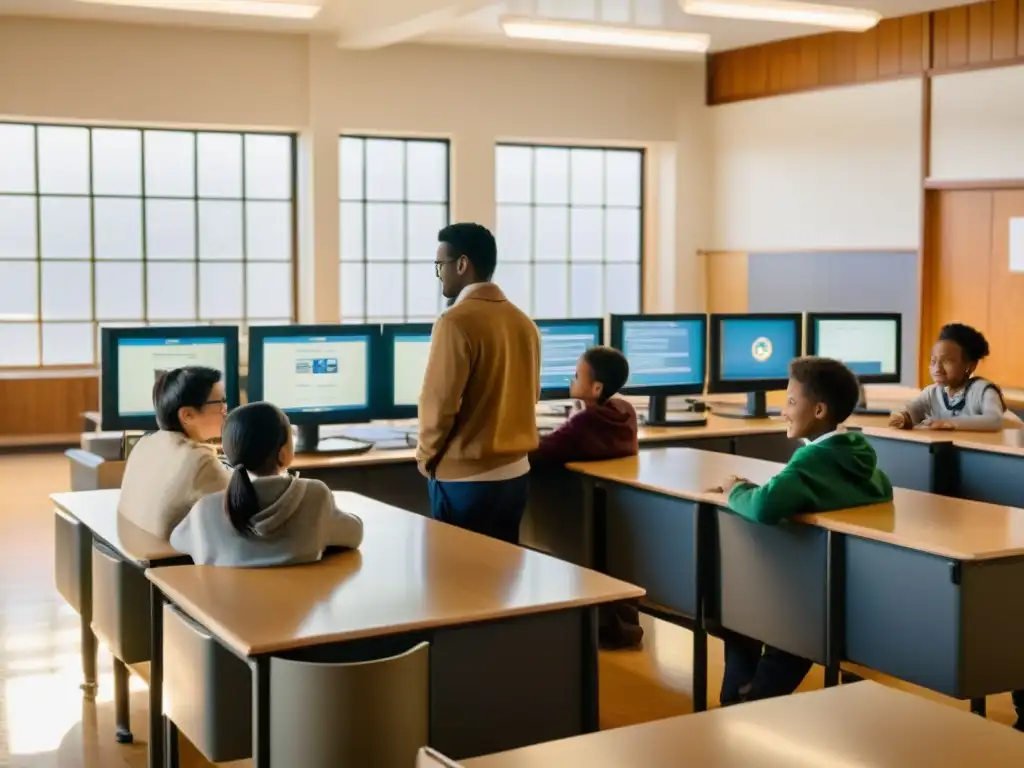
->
[0,451,1016,766]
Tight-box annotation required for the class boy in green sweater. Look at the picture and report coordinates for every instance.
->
[715,356,893,705]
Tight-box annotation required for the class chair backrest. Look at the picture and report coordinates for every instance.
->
[271,641,430,768]
[416,746,464,767]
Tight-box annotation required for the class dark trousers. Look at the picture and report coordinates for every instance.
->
[721,635,813,705]
[428,475,530,545]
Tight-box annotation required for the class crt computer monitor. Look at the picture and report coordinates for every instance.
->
[708,313,803,419]
[247,324,378,452]
[536,318,605,401]
[379,323,433,420]
[609,314,707,427]
[806,312,902,384]
[100,325,241,432]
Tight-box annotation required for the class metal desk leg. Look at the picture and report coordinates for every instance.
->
[80,614,98,699]
[824,532,843,689]
[692,626,708,712]
[165,717,180,768]
[252,656,271,767]
[581,607,599,732]
[149,583,165,768]
[113,657,133,743]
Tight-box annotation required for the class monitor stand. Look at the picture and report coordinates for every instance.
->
[714,391,771,420]
[294,425,373,456]
[644,395,707,428]
[852,382,892,416]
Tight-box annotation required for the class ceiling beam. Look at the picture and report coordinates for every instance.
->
[335,0,496,49]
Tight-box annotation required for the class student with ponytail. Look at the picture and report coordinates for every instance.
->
[170,402,363,567]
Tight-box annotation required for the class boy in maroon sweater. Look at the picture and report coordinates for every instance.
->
[532,346,638,465]
[532,346,642,649]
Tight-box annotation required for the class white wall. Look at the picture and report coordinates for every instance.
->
[0,17,709,320]
[930,64,1024,182]
[709,79,923,252]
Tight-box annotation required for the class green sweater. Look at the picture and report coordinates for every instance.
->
[727,432,893,525]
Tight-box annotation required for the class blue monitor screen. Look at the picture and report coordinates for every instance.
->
[539,322,602,392]
[261,335,371,414]
[718,317,798,381]
[812,318,899,378]
[620,318,705,389]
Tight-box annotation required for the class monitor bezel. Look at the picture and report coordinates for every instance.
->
[609,313,708,398]
[707,313,804,395]
[535,317,606,401]
[379,322,434,421]
[805,312,903,385]
[100,325,241,432]
[247,324,380,426]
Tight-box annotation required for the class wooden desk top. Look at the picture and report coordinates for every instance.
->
[462,681,1024,767]
[569,447,1024,561]
[51,490,183,566]
[146,492,645,657]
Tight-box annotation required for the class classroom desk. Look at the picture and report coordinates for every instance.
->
[51,490,189,754]
[567,447,1024,713]
[145,492,645,767]
[461,681,1024,768]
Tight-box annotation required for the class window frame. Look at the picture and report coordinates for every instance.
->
[494,141,646,318]
[0,121,299,370]
[338,134,452,324]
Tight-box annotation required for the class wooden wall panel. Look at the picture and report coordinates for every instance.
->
[986,190,1024,386]
[0,375,97,438]
[992,0,1018,59]
[708,1,1024,105]
[704,252,749,314]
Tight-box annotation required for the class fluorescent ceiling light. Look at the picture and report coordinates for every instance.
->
[72,0,322,19]
[681,0,880,31]
[500,16,711,53]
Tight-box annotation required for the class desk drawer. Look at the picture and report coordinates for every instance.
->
[54,508,90,615]
[91,542,151,664]
[603,485,698,619]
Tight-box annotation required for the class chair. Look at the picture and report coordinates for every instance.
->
[270,641,430,767]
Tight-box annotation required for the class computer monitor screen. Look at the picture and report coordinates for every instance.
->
[710,314,802,393]
[807,313,901,383]
[611,315,706,395]
[100,326,240,431]
[379,323,433,419]
[247,325,376,424]
[537,319,604,399]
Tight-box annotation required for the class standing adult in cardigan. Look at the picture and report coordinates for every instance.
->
[416,222,541,544]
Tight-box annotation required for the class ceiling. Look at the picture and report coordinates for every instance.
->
[0,0,978,55]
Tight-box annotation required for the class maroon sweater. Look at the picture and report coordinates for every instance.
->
[531,399,639,465]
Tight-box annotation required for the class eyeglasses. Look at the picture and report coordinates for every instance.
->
[204,398,228,409]
[434,259,457,277]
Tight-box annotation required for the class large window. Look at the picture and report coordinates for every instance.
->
[495,144,643,318]
[0,123,295,367]
[339,136,450,323]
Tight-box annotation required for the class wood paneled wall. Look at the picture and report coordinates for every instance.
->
[0,375,98,441]
[922,188,1024,387]
[703,252,749,314]
[708,0,1024,105]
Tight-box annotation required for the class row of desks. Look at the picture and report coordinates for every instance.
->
[52,489,643,767]
[455,682,1024,767]
[559,446,1024,715]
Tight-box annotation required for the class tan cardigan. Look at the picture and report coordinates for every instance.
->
[416,283,541,480]
[118,430,231,540]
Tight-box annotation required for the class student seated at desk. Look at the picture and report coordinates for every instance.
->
[171,402,363,567]
[889,323,1005,432]
[716,357,893,704]
[530,346,638,465]
[531,346,642,650]
[118,367,231,539]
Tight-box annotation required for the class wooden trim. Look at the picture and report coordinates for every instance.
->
[700,248,917,255]
[924,179,1024,190]
[709,71,916,106]
[927,54,1024,75]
